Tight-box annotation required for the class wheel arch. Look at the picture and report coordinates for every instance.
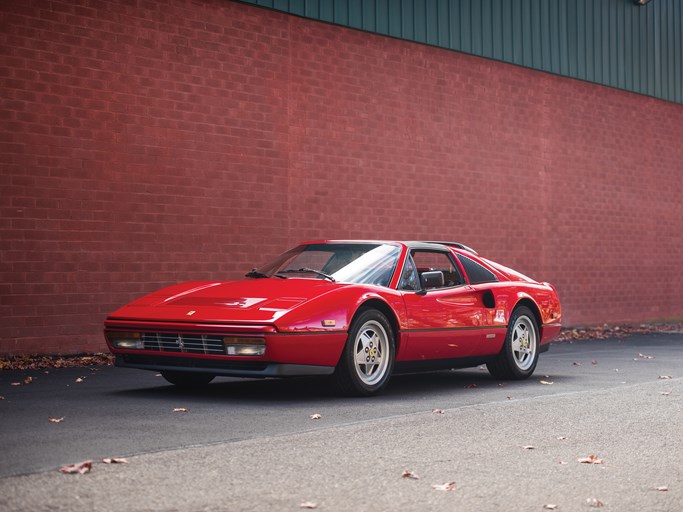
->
[514,297,542,332]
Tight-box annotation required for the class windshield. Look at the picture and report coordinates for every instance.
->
[254,243,401,287]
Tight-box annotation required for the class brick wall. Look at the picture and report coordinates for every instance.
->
[1,0,682,355]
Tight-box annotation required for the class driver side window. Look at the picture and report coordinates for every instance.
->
[402,250,464,290]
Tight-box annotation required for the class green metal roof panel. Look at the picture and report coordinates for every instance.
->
[241,0,682,104]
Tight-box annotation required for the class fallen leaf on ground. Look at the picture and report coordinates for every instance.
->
[172,408,189,413]
[660,391,672,396]
[586,498,604,507]
[431,409,445,414]
[658,375,672,380]
[309,414,322,420]
[59,460,92,474]
[102,457,128,464]
[432,482,457,491]
[464,383,477,389]
[299,502,318,509]
[651,486,668,491]
[24,376,33,384]
[522,445,536,450]
[401,470,420,480]
[578,455,604,464]
[540,380,554,385]
[591,360,598,365]
[543,505,558,510]
[48,416,65,423]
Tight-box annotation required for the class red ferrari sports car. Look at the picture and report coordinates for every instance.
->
[105,241,561,395]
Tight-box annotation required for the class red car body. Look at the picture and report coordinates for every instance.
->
[105,241,561,395]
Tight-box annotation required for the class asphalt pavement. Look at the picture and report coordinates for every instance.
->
[0,333,681,511]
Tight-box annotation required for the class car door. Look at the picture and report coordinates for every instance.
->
[399,250,493,361]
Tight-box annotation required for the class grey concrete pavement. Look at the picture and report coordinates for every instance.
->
[1,334,682,511]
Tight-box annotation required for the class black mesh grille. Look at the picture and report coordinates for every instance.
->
[142,333,225,355]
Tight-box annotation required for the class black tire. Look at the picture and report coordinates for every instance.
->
[161,371,215,388]
[487,306,540,380]
[331,309,395,396]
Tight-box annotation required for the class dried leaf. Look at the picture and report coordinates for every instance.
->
[431,409,445,414]
[586,498,604,508]
[24,376,33,384]
[300,502,318,509]
[522,445,536,450]
[401,470,420,480]
[48,416,65,423]
[59,460,92,475]
[172,407,189,413]
[540,380,554,385]
[309,414,322,420]
[464,383,478,389]
[578,455,604,464]
[543,505,559,510]
[102,457,128,464]
[432,482,457,491]
[591,360,598,365]
[651,486,668,492]
[658,375,672,380]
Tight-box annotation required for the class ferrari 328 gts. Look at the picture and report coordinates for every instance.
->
[105,241,561,395]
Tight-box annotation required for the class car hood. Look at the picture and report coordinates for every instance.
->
[106,278,346,324]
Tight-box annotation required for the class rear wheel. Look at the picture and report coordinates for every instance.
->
[487,306,539,380]
[161,371,214,388]
[332,309,395,396]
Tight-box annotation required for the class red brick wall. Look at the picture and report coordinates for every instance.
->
[1,0,682,355]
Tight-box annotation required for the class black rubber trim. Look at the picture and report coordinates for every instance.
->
[404,326,507,333]
[115,354,334,378]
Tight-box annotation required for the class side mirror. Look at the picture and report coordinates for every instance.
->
[420,271,444,290]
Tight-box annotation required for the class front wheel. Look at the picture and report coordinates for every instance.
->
[331,309,395,396]
[161,371,215,388]
[487,306,540,380]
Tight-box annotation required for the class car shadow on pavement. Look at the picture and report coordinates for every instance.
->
[107,369,577,403]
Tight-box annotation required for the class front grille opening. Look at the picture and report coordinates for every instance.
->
[142,333,225,355]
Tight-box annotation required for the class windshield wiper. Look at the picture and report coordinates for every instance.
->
[245,269,286,279]
[277,267,336,282]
